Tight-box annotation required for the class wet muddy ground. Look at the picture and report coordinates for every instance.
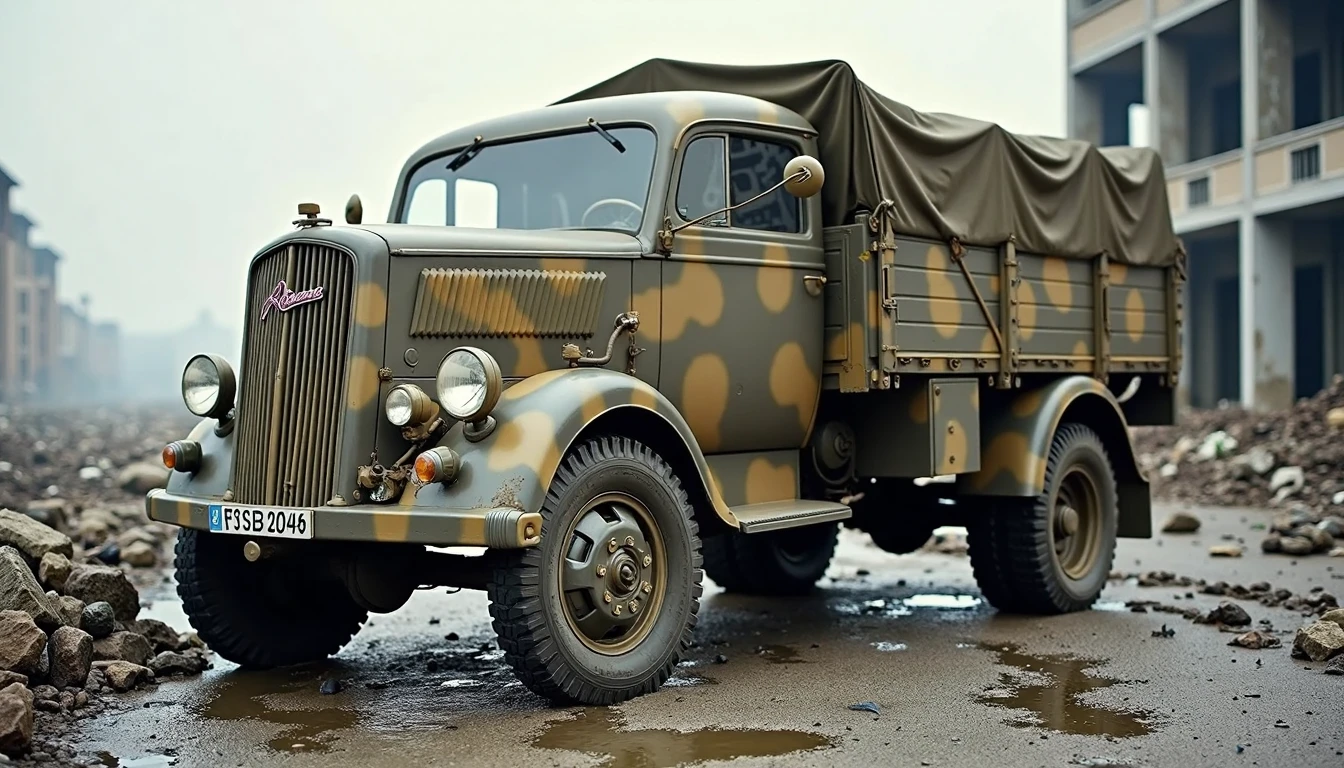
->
[73,504,1343,767]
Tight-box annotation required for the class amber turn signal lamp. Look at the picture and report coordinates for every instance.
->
[162,440,202,473]
[412,447,460,486]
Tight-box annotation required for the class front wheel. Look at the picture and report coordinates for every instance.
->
[966,423,1118,614]
[174,529,368,668]
[486,436,703,705]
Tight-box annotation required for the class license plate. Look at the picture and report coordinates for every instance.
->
[207,503,313,539]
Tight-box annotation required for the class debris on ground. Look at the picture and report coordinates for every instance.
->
[848,701,881,716]
[1198,601,1252,628]
[1208,544,1243,557]
[1132,375,1344,539]
[1228,630,1281,650]
[0,404,210,760]
[1161,511,1201,533]
[1291,621,1344,663]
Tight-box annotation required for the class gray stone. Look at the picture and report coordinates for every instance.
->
[0,509,73,562]
[1279,536,1316,556]
[1321,608,1344,632]
[1293,525,1336,553]
[46,627,92,690]
[1324,656,1344,675]
[1161,511,1201,534]
[148,650,206,676]
[1202,601,1252,627]
[120,541,157,568]
[0,682,34,757]
[115,464,168,495]
[0,549,59,630]
[63,565,138,622]
[83,668,107,693]
[1319,517,1344,538]
[130,619,187,653]
[0,612,46,676]
[36,553,71,592]
[95,661,152,692]
[92,631,152,666]
[46,593,84,628]
[1291,621,1344,662]
[1270,466,1306,494]
[79,602,115,640]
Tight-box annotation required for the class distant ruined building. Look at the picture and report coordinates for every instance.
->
[0,161,123,405]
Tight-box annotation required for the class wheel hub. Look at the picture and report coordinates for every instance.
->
[1056,505,1080,537]
[1052,467,1102,581]
[558,493,665,655]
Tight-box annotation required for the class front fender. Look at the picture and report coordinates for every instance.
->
[404,368,735,526]
[959,375,1146,499]
[165,417,233,500]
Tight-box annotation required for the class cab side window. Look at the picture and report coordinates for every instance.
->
[675,136,727,224]
[674,132,803,234]
[728,135,800,234]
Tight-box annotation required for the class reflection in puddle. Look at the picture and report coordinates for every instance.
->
[974,642,1157,738]
[93,754,177,767]
[664,673,717,687]
[871,641,908,652]
[533,707,832,768]
[756,644,807,664]
[902,594,981,610]
[1092,601,1128,612]
[195,668,359,753]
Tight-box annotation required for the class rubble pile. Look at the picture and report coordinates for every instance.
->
[1132,375,1344,555]
[0,404,210,760]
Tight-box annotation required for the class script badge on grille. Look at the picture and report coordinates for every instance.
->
[260,279,324,320]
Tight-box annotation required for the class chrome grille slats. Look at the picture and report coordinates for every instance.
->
[231,242,354,508]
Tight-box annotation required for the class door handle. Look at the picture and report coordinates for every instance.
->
[802,274,827,297]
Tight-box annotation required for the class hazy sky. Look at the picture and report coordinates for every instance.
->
[0,0,1065,336]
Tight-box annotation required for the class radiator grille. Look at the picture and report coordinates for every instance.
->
[231,242,355,507]
[409,267,606,338]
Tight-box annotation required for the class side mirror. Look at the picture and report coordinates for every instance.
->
[783,155,824,199]
[345,194,363,225]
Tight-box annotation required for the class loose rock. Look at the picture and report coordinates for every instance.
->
[129,619,186,654]
[0,682,34,757]
[120,541,157,568]
[1201,601,1252,627]
[92,632,152,666]
[0,547,59,629]
[1279,537,1316,556]
[62,564,139,622]
[48,594,84,628]
[0,509,73,562]
[45,627,92,690]
[1321,608,1344,631]
[79,602,115,640]
[1291,621,1344,662]
[0,611,46,676]
[1324,656,1344,675]
[95,661,152,692]
[148,650,206,677]
[1228,630,1281,649]
[1162,511,1201,533]
[115,464,168,495]
[1209,544,1243,557]
[0,672,25,689]
[36,553,70,592]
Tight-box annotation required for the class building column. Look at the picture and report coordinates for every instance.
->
[1154,35,1189,165]
[1240,215,1296,409]
[1256,0,1294,140]
[1070,75,1103,146]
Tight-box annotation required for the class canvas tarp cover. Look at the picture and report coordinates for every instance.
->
[557,59,1180,267]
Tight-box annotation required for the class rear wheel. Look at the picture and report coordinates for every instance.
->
[703,523,838,596]
[174,529,368,668]
[966,423,1117,614]
[486,436,702,705]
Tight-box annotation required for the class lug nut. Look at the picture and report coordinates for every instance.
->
[608,539,618,553]
[629,600,639,614]
[613,605,622,616]
[603,590,612,603]
[642,555,652,567]
[624,535,635,547]
[642,582,652,594]
[597,566,607,577]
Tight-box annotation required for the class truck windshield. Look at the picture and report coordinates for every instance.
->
[399,126,657,233]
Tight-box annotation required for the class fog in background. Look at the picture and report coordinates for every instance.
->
[0,0,1066,400]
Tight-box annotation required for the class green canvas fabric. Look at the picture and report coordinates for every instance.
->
[558,59,1180,266]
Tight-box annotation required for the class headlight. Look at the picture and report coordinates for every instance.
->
[435,347,502,423]
[181,354,237,420]
[385,383,436,427]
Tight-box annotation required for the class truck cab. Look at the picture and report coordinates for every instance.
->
[148,61,1180,707]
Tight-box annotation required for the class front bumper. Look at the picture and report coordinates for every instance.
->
[145,489,542,548]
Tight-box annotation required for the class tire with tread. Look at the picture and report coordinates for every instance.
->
[174,528,368,668]
[967,422,1118,615]
[486,436,703,706]
[703,523,838,596]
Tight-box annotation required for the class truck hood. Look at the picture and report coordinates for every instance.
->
[351,224,646,259]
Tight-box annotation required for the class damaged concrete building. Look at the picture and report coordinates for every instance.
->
[1067,0,1344,411]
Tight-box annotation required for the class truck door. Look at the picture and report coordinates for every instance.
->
[659,125,826,455]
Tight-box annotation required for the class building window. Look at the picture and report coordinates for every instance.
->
[17,291,28,315]
[1188,177,1210,207]
[19,325,28,349]
[1290,145,1320,183]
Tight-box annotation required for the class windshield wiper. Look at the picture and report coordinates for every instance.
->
[586,118,625,153]
[446,135,485,172]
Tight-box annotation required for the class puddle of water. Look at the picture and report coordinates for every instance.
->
[663,674,717,687]
[974,642,1157,739]
[440,679,483,688]
[756,644,807,664]
[533,707,832,768]
[94,753,177,767]
[902,594,981,610]
[1092,600,1129,612]
[871,641,908,652]
[832,598,913,618]
[194,668,359,753]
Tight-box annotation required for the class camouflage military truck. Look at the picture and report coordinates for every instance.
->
[147,59,1184,705]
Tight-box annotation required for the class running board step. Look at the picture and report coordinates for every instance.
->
[731,500,852,534]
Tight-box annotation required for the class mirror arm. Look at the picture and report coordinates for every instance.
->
[656,168,811,254]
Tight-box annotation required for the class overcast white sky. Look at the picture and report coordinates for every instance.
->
[0,0,1066,335]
